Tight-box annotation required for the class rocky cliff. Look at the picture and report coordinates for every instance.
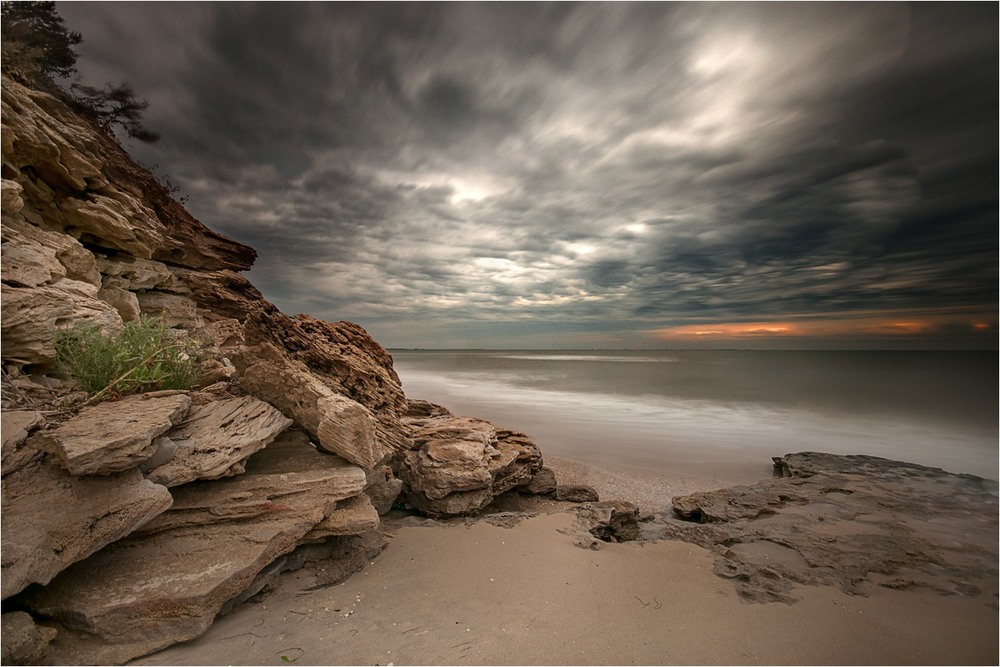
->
[0,74,549,665]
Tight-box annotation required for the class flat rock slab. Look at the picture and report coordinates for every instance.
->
[23,432,368,664]
[28,393,191,475]
[145,395,292,487]
[1,457,172,599]
[660,451,999,604]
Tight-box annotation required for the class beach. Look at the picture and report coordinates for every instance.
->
[131,455,999,666]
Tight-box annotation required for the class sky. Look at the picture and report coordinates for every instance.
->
[55,2,997,349]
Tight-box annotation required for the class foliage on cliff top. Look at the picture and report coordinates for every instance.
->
[1,0,159,142]
[54,317,197,402]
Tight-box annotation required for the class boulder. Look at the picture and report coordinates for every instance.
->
[241,307,410,453]
[1,457,172,599]
[239,349,393,470]
[145,395,291,487]
[396,401,544,516]
[520,466,558,495]
[1,612,57,665]
[306,493,380,540]
[28,393,191,475]
[96,286,141,322]
[22,432,367,665]
[555,484,600,503]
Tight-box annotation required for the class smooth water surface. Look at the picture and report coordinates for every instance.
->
[391,350,997,484]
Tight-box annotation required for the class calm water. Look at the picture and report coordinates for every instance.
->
[391,350,998,484]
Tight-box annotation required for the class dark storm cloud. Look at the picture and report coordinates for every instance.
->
[54,2,997,348]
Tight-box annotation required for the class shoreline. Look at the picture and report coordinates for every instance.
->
[131,455,999,666]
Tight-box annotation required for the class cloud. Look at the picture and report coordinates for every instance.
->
[56,2,997,348]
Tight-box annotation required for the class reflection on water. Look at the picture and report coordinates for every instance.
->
[392,350,998,484]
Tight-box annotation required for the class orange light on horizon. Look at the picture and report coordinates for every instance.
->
[647,313,998,342]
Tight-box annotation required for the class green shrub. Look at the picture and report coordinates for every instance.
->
[54,317,196,401]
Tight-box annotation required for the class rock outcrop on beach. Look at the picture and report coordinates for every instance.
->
[659,451,999,604]
[0,74,557,664]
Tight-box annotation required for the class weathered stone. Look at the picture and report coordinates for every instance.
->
[145,395,292,487]
[1,612,57,665]
[1,457,172,599]
[520,466,558,495]
[241,307,410,454]
[1,283,123,367]
[240,350,394,470]
[661,452,1000,604]
[135,290,205,329]
[396,401,544,516]
[28,393,191,475]
[96,255,181,292]
[23,431,366,664]
[1,215,101,289]
[556,484,601,503]
[577,500,642,543]
[1,410,42,475]
[2,76,255,272]
[307,493,380,540]
[364,466,403,515]
[96,286,141,322]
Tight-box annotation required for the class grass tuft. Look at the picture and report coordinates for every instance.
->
[54,317,197,401]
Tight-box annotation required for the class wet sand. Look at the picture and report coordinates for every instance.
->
[131,460,999,666]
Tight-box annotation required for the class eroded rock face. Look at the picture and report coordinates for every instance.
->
[1,458,172,599]
[28,393,192,475]
[660,452,1000,604]
[395,401,543,516]
[145,395,292,487]
[1,409,43,475]
[1,611,57,666]
[1,77,256,272]
[23,435,367,665]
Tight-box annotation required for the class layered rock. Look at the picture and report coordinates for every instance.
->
[23,438,368,665]
[145,395,292,486]
[27,392,191,475]
[1,458,172,599]
[660,452,1000,604]
[395,400,543,516]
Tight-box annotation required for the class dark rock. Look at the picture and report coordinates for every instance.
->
[661,452,999,604]
[520,466,558,495]
[556,484,600,503]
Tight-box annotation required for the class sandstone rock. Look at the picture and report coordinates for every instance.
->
[23,430,367,664]
[1,612,57,665]
[521,466,558,495]
[396,401,544,516]
[240,349,394,470]
[364,466,403,514]
[1,216,101,289]
[556,484,601,503]
[661,452,1000,604]
[135,290,205,329]
[28,393,191,475]
[1,457,172,599]
[307,493,380,540]
[96,286,141,322]
[96,255,181,292]
[1,409,42,475]
[242,308,410,453]
[145,395,292,487]
[577,500,642,543]
[1,283,123,367]
[1,178,25,214]
[2,76,255,272]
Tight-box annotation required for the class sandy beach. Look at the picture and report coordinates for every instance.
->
[130,459,999,667]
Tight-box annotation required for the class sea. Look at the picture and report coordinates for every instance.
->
[390,350,998,486]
